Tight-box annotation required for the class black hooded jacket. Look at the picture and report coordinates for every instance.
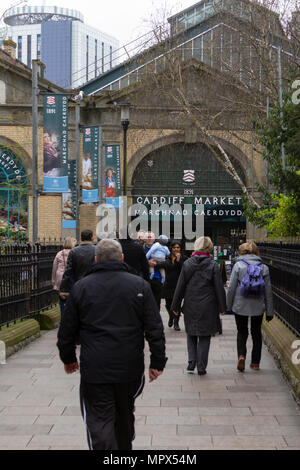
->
[119,239,149,280]
[161,254,187,299]
[57,261,167,383]
[171,256,226,336]
[59,242,96,293]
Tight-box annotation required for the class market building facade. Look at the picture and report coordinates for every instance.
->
[1,0,293,253]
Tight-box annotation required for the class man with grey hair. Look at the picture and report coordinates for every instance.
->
[57,239,167,450]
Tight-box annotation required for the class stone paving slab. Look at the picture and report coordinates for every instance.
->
[0,304,299,450]
[179,406,253,416]
[178,424,236,436]
[0,424,52,435]
[0,415,39,425]
[212,436,287,449]
[0,406,65,416]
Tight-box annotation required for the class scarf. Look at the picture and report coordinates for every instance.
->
[191,251,211,258]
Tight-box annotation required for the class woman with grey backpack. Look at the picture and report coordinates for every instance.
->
[226,242,274,372]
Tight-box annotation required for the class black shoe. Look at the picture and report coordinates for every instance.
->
[173,321,180,331]
[198,371,207,376]
[187,361,196,372]
[168,317,174,328]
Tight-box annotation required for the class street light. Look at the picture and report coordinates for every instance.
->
[115,102,130,196]
[70,90,85,242]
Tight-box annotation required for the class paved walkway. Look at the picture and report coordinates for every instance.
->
[0,306,299,450]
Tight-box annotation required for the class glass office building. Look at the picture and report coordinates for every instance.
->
[1,5,119,88]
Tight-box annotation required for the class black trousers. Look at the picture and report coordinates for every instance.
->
[165,298,180,324]
[234,313,263,364]
[79,376,145,450]
[150,278,162,310]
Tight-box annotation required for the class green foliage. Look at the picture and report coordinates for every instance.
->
[257,90,300,197]
[267,194,300,237]
[244,84,300,237]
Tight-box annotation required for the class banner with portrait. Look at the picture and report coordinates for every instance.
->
[82,127,100,203]
[105,144,121,208]
[62,160,77,229]
[43,94,68,193]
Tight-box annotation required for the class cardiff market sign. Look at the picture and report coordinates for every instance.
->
[132,196,244,219]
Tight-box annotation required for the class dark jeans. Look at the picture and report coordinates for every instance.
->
[150,278,162,310]
[165,298,181,321]
[59,298,65,316]
[234,313,263,364]
[79,376,145,450]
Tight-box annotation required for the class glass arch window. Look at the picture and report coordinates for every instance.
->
[0,147,29,240]
[132,142,246,197]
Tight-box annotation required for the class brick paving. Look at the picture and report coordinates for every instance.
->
[0,305,299,450]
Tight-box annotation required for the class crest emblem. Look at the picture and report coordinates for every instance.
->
[46,96,55,105]
[183,170,195,183]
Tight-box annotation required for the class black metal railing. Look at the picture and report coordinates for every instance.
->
[257,242,300,337]
[0,241,62,328]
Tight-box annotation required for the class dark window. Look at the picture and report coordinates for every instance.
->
[17,36,22,61]
[102,42,104,73]
[86,35,89,81]
[132,142,246,196]
[27,35,31,67]
[95,38,97,77]
[37,34,41,60]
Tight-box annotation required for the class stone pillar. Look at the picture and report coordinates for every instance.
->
[2,40,16,59]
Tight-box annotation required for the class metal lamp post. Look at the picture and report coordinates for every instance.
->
[32,60,39,245]
[120,105,130,197]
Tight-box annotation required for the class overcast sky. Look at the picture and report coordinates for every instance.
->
[1,0,198,44]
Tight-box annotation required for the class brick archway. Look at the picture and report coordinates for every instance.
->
[128,132,252,193]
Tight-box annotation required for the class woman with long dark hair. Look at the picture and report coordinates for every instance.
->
[163,241,187,331]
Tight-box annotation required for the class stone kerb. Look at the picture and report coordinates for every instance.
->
[262,316,300,400]
[0,319,40,359]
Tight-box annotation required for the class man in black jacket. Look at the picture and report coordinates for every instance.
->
[57,239,167,450]
[118,228,149,280]
[59,229,95,300]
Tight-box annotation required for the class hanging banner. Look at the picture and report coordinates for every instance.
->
[105,144,121,208]
[62,160,77,229]
[82,127,99,203]
[43,94,68,193]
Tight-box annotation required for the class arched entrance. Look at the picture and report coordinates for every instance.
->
[0,147,29,240]
[131,142,247,255]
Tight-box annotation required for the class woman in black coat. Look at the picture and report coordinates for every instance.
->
[162,241,187,331]
[171,237,226,375]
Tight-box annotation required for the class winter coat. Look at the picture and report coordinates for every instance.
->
[226,254,274,317]
[119,239,149,280]
[171,255,226,336]
[52,249,71,291]
[60,242,96,293]
[57,261,167,383]
[162,255,187,299]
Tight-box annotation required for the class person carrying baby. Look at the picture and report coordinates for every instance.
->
[146,235,170,283]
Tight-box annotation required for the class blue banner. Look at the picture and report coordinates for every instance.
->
[62,161,77,229]
[82,127,99,203]
[43,94,68,193]
[105,144,121,208]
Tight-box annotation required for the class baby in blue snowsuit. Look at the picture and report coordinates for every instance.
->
[146,235,170,283]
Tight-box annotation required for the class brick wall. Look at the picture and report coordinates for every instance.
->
[80,205,98,240]
[28,195,62,241]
